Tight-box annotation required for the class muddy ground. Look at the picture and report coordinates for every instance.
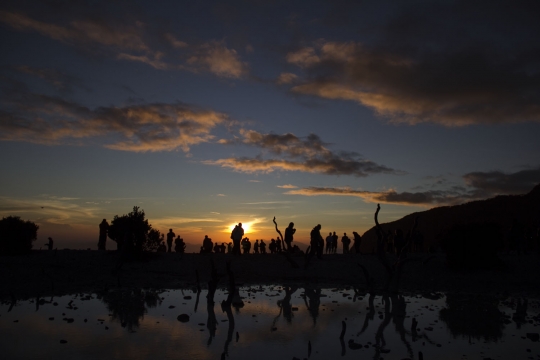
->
[1,250,539,299]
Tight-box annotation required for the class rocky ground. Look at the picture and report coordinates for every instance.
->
[1,250,539,300]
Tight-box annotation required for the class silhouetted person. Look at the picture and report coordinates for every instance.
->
[227,242,232,253]
[310,224,323,259]
[254,240,260,254]
[202,235,213,253]
[45,237,53,251]
[174,236,186,253]
[98,219,109,250]
[325,232,332,254]
[220,243,226,253]
[260,240,267,254]
[214,243,220,253]
[231,223,244,256]
[157,241,166,252]
[341,233,351,254]
[269,239,277,253]
[284,222,296,252]
[242,238,251,254]
[166,229,175,253]
[276,238,282,252]
[332,232,338,253]
[352,232,362,254]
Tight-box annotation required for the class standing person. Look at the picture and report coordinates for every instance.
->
[276,238,282,252]
[166,229,175,253]
[254,239,260,254]
[174,236,186,253]
[260,239,267,254]
[44,237,53,251]
[98,219,109,250]
[341,233,351,254]
[352,232,362,254]
[284,222,296,252]
[310,224,323,259]
[231,223,244,256]
[325,232,333,254]
[332,232,338,254]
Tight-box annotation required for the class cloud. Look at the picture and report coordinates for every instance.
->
[277,184,297,189]
[464,167,540,196]
[0,11,151,52]
[0,11,248,78]
[14,65,88,93]
[187,41,248,78]
[117,53,171,70]
[0,91,227,152]
[276,72,299,84]
[285,20,540,126]
[286,167,540,206]
[206,130,399,177]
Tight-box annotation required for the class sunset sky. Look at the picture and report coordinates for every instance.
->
[1,0,539,250]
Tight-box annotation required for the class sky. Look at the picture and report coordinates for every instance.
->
[1,0,539,250]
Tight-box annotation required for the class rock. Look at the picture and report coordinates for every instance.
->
[526,333,539,342]
[177,314,190,322]
[348,339,362,350]
[60,340,67,344]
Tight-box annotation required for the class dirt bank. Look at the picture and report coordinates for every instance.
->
[1,250,539,299]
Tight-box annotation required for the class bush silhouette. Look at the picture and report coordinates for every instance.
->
[0,216,39,255]
[107,206,162,253]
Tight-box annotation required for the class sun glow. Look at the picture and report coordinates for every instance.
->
[227,222,251,234]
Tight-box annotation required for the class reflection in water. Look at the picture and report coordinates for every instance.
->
[303,287,321,326]
[2,287,540,360]
[439,293,505,342]
[100,288,161,332]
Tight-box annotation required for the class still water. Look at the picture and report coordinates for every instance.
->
[1,286,540,360]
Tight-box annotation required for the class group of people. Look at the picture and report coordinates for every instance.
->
[309,225,363,259]
[97,218,364,255]
[157,229,186,253]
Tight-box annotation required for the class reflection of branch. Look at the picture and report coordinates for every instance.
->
[357,292,375,336]
[373,295,392,359]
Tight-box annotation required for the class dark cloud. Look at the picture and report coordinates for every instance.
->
[0,9,248,77]
[0,90,227,152]
[282,1,540,126]
[286,167,540,206]
[206,130,400,177]
[464,168,540,196]
[13,65,89,93]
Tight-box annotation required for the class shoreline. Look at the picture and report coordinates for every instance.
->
[1,250,539,300]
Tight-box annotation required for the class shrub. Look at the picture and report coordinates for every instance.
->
[107,206,162,253]
[0,216,39,255]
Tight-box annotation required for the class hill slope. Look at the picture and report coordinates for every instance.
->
[360,184,540,252]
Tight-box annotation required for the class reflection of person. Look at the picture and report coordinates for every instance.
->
[166,229,175,253]
[98,219,109,250]
[284,222,296,252]
[45,237,53,251]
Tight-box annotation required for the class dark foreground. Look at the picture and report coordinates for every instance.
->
[1,250,539,299]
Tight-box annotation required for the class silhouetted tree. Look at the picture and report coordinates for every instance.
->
[0,216,39,255]
[107,206,162,253]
